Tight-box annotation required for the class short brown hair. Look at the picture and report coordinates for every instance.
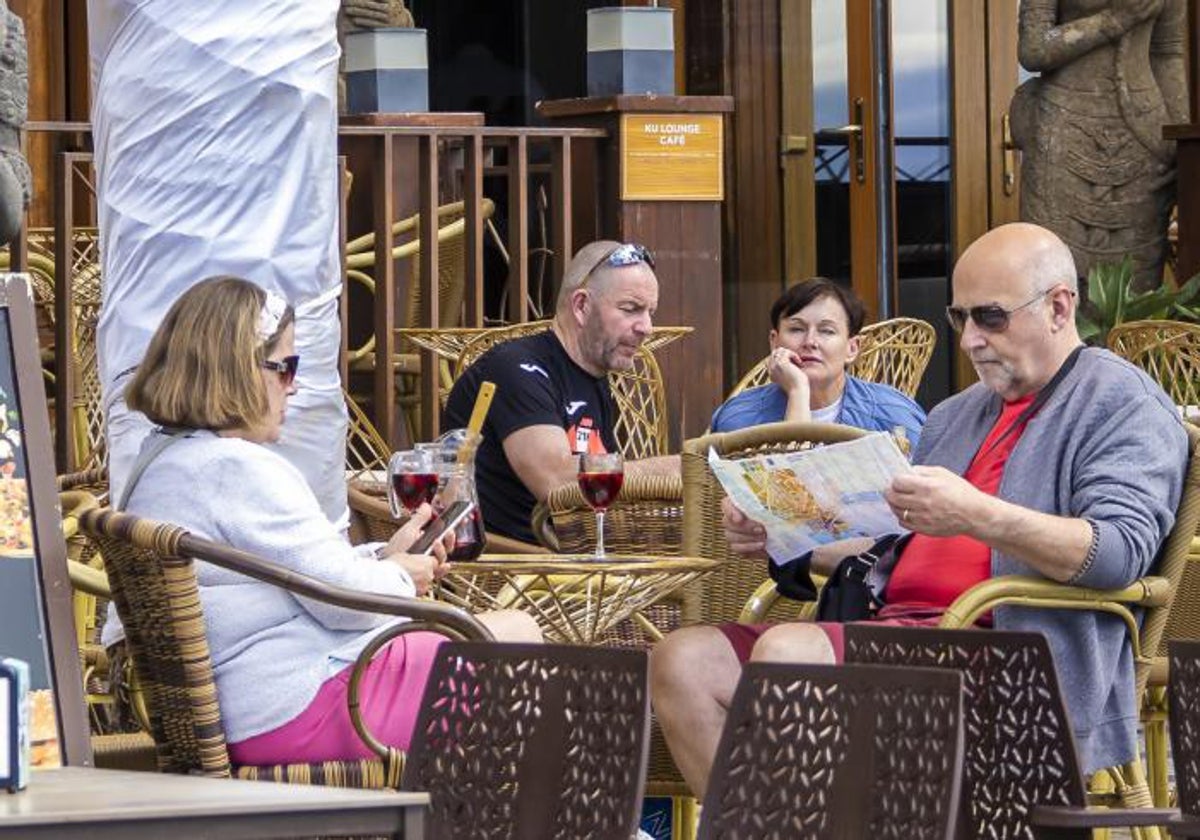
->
[126,276,295,433]
[770,278,866,336]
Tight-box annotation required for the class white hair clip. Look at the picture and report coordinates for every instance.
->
[257,291,288,343]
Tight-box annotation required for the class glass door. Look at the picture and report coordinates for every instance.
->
[781,0,958,403]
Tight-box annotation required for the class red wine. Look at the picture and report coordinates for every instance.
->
[447,508,485,562]
[392,472,439,511]
[578,471,624,511]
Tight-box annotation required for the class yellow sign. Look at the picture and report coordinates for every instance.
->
[621,113,724,201]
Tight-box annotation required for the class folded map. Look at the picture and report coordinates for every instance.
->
[708,432,913,563]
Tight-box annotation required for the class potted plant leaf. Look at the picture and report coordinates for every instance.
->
[1075,256,1200,347]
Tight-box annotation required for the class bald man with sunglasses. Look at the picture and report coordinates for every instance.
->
[444,240,678,544]
[651,222,1189,797]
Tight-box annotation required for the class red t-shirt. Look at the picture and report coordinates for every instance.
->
[883,393,1037,609]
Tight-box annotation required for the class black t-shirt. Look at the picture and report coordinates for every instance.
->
[443,330,618,543]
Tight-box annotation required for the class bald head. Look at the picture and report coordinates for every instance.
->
[556,240,624,312]
[955,223,1079,298]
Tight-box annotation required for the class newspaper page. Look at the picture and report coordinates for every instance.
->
[708,432,913,563]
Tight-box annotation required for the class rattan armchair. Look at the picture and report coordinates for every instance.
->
[1108,319,1200,409]
[699,661,965,839]
[403,641,650,839]
[723,316,938,407]
[845,626,1178,839]
[77,506,491,788]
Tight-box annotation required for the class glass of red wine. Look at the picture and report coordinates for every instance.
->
[577,451,624,558]
[387,449,439,520]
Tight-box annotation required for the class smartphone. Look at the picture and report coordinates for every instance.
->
[408,500,476,555]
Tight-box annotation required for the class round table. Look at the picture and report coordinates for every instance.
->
[432,554,722,644]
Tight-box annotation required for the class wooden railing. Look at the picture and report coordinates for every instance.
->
[10,120,610,465]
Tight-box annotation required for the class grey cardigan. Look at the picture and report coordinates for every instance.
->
[876,347,1187,773]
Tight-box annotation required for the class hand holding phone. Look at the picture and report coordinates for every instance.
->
[408,500,475,555]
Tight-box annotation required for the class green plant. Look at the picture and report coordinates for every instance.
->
[1075,256,1200,346]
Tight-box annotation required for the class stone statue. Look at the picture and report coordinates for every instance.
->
[0,5,30,247]
[1010,0,1189,288]
[337,0,414,113]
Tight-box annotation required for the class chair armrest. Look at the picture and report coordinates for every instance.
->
[79,507,494,643]
[1031,804,1178,832]
[68,560,111,599]
[940,574,1169,626]
[940,574,1170,662]
[177,530,496,642]
[484,530,552,555]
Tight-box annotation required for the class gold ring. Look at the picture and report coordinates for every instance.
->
[902,509,910,522]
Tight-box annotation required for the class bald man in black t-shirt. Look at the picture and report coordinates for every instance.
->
[444,240,679,544]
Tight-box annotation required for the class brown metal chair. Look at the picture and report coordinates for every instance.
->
[78,506,491,788]
[403,641,650,839]
[723,316,938,407]
[1166,639,1200,836]
[844,626,1178,839]
[699,661,964,840]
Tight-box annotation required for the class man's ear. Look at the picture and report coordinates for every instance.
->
[570,288,591,327]
[1049,286,1073,330]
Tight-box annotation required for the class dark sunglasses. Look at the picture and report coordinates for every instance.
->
[583,243,656,286]
[945,288,1057,333]
[261,354,300,386]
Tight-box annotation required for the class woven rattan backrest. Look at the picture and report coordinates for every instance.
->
[1141,423,1200,691]
[456,322,669,460]
[1108,320,1200,408]
[680,422,868,625]
[401,199,496,331]
[1170,639,1200,815]
[844,626,1087,839]
[700,662,963,840]
[344,389,391,480]
[78,508,232,778]
[546,472,683,555]
[723,317,937,405]
[849,317,936,398]
[403,642,650,839]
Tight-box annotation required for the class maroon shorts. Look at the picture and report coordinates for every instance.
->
[717,605,949,664]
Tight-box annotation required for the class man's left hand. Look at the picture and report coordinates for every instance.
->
[885,465,991,538]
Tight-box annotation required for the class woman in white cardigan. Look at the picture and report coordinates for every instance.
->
[121,276,539,765]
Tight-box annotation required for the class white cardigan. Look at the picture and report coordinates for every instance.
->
[122,430,415,743]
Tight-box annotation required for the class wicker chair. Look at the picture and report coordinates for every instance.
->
[77,506,491,788]
[403,641,650,839]
[845,626,1178,839]
[1108,319,1200,409]
[1106,321,1200,807]
[345,199,497,441]
[723,316,938,405]
[699,661,965,840]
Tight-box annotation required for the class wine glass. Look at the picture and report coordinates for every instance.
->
[577,451,624,558]
[387,449,439,520]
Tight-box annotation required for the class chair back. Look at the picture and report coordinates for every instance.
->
[403,642,650,839]
[77,507,234,778]
[1169,639,1200,816]
[849,316,936,398]
[844,626,1087,839]
[722,317,937,407]
[1138,423,1200,696]
[1108,319,1200,408]
[680,422,868,625]
[545,472,683,556]
[699,662,964,840]
[456,321,670,460]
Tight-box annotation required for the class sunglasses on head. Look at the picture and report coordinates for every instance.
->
[945,288,1059,333]
[583,243,655,286]
[261,354,300,386]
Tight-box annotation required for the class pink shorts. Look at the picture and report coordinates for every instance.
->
[228,630,447,766]
[718,605,950,664]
